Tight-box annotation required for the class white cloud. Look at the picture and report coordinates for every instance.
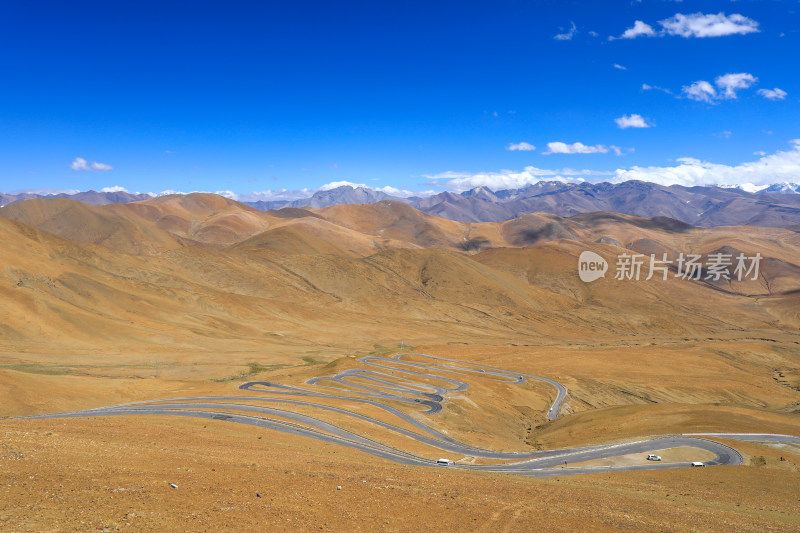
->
[554,21,577,41]
[682,73,758,103]
[215,190,239,200]
[70,157,113,172]
[100,186,129,193]
[8,187,80,196]
[642,83,674,95]
[614,12,759,41]
[236,189,310,202]
[615,114,651,129]
[758,87,787,101]
[421,141,800,193]
[682,80,717,103]
[374,185,422,198]
[317,180,419,198]
[753,151,767,156]
[659,12,759,38]
[613,63,627,70]
[319,180,363,191]
[615,20,656,39]
[507,142,536,151]
[70,157,90,171]
[544,142,617,155]
[715,72,757,99]
[424,167,588,193]
[611,140,800,187]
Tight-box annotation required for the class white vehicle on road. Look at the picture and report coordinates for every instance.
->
[691,461,705,467]
[646,454,662,461]
[436,458,451,466]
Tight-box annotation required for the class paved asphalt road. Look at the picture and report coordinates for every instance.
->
[12,352,795,477]
[683,433,800,446]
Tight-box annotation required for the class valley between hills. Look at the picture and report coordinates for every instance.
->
[1,193,799,531]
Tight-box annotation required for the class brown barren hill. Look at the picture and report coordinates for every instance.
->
[0,198,187,254]
[315,200,471,249]
[232,216,399,256]
[122,192,280,247]
[229,224,355,256]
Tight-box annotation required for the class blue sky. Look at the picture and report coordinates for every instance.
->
[1,0,798,200]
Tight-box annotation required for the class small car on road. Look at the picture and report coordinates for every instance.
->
[646,454,662,461]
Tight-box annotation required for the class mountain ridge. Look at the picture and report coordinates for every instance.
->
[3,180,800,227]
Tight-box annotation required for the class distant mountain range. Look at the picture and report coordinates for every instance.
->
[241,181,800,227]
[3,180,800,227]
[759,182,800,194]
[407,181,800,226]
[0,189,151,207]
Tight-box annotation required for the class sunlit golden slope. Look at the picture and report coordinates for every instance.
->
[122,193,279,246]
[0,198,188,254]
[1,194,798,355]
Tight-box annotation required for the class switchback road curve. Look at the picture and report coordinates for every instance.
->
[13,352,791,476]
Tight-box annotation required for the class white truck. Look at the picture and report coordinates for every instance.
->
[436,458,451,466]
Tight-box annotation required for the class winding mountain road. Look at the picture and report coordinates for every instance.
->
[13,352,793,476]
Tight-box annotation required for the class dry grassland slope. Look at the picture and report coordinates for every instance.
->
[1,194,798,352]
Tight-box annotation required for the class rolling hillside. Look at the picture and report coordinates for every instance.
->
[1,194,798,357]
